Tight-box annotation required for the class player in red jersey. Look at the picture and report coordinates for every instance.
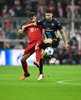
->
[18,12,44,80]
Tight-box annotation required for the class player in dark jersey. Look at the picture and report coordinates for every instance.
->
[22,9,69,80]
[18,12,44,80]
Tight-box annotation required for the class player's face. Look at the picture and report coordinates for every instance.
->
[46,13,53,21]
[30,16,36,22]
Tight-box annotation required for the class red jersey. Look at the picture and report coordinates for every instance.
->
[25,22,43,43]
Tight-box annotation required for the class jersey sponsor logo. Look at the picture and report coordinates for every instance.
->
[45,29,53,31]
[46,32,52,38]
[30,28,39,32]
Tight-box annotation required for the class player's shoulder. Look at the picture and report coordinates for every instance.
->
[52,18,61,25]
[52,18,58,23]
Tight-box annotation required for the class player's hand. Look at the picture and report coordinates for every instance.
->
[18,29,24,34]
[44,38,53,44]
[64,42,69,50]
[22,25,26,31]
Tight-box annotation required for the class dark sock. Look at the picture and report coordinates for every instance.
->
[39,59,44,74]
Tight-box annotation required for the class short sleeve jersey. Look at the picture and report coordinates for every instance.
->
[37,18,62,39]
[25,22,43,43]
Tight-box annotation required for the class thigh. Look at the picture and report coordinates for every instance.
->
[52,38,60,48]
[35,40,43,48]
[41,42,51,50]
[35,40,43,50]
[22,46,35,62]
[23,42,36,55]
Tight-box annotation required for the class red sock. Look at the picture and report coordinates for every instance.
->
[35,49,41,63]
[21,61,29,76]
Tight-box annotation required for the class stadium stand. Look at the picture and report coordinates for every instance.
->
[0,0,81,64]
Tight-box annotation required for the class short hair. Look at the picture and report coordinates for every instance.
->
[28,12,36,18]
[46,9,52,13]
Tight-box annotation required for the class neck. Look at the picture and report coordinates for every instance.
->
[47,18,52,22]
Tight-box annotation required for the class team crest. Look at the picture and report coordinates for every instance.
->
[52,23,54,26]
[30,28,34,32]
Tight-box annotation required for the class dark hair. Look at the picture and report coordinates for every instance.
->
[46,9,52,13]
[28,12,36,18]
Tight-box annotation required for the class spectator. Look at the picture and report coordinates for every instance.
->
[2,5,12,30]
[2,5,9,18]
[56,2,63,18]
[9,8,15,17]
[8,28,17,39]
[69,36,78,50]
[24,3,32,16]
[13,0,23,16]
[31,0,39,13]
[72,49,79,64]
[66,2,72,18]
[0,28,6,39]
[36,1,44,18]
[5,43,11,49]
[76,30,81,51]
[47,0,56,15]
[0,0,6,15]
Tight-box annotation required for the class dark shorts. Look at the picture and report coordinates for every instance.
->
[52,38,60,48]
[41,38,60,50]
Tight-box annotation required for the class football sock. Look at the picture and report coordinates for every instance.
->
[39,59,44,74]
[35,49,41,63]
[21,61,29,76]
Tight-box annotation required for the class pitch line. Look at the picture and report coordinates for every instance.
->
[57,79,81,86]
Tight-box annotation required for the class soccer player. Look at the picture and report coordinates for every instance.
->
[22,9,69,80]
[18,12,44,80]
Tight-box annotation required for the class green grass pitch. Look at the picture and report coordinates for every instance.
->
[0,65,81,100]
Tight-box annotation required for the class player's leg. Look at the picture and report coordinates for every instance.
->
[49,38,60,64]
[39,49,45,73]
[20,43,35,80]
[44,38,53,44]
[20,53,30,80]
[34,41,42,67]
[38,49,45,80]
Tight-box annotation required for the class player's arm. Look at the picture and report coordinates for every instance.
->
[22,22,36,31]
[18,29,25,35]
[22,20,43,31]
[60,29,69,49]
[56,20,69,49]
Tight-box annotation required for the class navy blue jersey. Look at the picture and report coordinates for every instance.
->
[37,18,62,39]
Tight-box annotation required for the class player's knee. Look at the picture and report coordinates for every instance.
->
[44,38,52,44]
[41,49,45,58]
[21,58,24,63]
[21,53,30,63]
[35,45,40,50]
[21,57,26,63]
[21,58,23,63]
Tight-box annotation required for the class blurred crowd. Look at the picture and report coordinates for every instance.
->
[0,0,81,18]
[0,0,81,64]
